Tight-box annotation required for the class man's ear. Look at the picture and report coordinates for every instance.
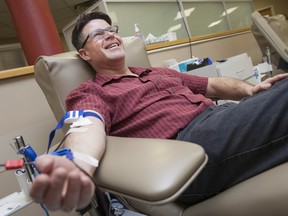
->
[78,49,91,61]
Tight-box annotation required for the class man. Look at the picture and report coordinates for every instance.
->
[30,11,288,212]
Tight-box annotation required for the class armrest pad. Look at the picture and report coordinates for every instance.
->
[95,136,207,205]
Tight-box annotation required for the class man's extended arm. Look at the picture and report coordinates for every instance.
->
[64,117,106,175]
[29,117,106,212]
[206,74,288,100]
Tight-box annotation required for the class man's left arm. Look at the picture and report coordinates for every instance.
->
[206,73,288,100]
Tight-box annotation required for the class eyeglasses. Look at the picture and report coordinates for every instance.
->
[81,26,119,49]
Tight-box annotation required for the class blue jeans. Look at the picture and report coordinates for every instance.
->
[176,77,288,204]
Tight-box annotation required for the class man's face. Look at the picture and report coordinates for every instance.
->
[79,19,125,68]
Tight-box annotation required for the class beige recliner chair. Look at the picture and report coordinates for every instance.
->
[34,37,288,216]
[251,11,288,71]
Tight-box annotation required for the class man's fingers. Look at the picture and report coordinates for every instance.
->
[29,174,50,203]
[259,83,271,90]
[252,73,288,95]
[43,167,68,210]
[252,83,271,95]
[264,73,288,85]
[34,155,55,173]
[61,170,81,211]
[78,174,95,209]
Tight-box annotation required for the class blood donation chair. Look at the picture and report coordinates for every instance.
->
[34,37,288,216]
[251,11,288,71]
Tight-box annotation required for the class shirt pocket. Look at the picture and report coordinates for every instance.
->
[166,86,207,104]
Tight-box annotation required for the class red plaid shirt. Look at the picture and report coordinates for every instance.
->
[66,67,214,139]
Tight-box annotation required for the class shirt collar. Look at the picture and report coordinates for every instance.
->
[94,67,152,86]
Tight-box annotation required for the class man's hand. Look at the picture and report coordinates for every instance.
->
[29,155,95,212]
[251,73,288,95]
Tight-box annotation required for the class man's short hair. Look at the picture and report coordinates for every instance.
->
[72,12,112,51]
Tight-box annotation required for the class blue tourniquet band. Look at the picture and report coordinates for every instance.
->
[47,110,103,153]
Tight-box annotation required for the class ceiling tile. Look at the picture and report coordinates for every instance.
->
[56,18,77,32]
[0,0,8,13]
[0,12,13,25]
[0,25,17,38]
[48,0,69,11]
[63,0,91,7]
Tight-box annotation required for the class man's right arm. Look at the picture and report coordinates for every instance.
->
[64,116,106,175]
[29,116,106,212]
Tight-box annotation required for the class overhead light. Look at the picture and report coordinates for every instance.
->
[222,7,238,16]
[208,20,223,28]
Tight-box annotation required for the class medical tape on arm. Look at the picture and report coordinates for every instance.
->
[66,118,92,134]
[67,110,104,134]
[47,110,104,153]
[73,151,99,167]
[51,148,99,168]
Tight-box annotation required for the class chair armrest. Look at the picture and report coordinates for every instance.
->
[95,136,207,205]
